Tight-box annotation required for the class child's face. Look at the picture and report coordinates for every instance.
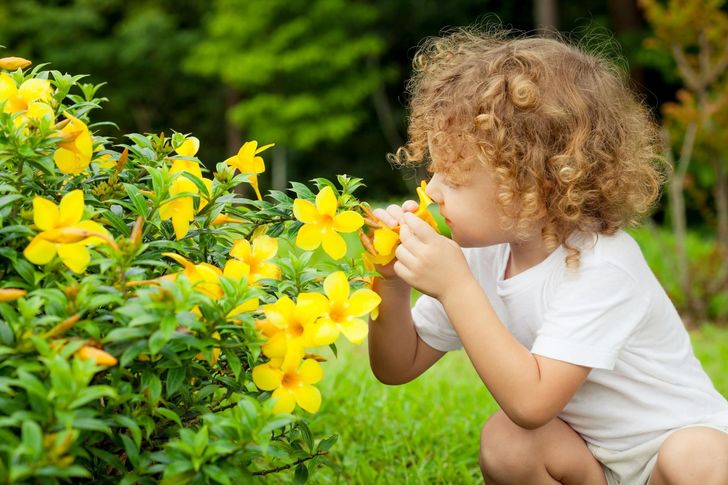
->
[425,164,513,248]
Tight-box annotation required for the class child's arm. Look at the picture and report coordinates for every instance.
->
[367,202,446,384]
[368,276,445,384]
[395,213,591,429]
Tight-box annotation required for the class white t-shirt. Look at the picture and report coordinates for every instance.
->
[412,230,728,451]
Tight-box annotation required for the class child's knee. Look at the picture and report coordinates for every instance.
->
[479,411,534,478]
[652,427,728,484]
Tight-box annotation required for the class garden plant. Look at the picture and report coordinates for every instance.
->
[0,56,434,483]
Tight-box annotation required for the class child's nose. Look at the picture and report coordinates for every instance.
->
[425,176,441,202]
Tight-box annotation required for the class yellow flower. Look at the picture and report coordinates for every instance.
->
[364,181,438,265]
[0,57,32,70]
[211,213,245,226]
[175,136,200,157]
[258,294,328,359]
[309,271,380,345]
[163,252,223,299]
[53,114,93,175]
[93,145,116,170]
[159,160,213,240]
[0,289,27,302]
[0,73,52,114]
[223,235,280,285]
[293,186,364,260]
[252,351,323,414]
[224,140,273,200]
[76,346,117,366]
[24,190,110,274]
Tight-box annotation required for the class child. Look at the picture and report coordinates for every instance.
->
[368,27,728,485]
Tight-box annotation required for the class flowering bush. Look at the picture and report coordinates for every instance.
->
[0,56,430,483]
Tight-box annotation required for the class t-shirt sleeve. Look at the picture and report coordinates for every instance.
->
[411,294,463,352]
[531,263,650,370]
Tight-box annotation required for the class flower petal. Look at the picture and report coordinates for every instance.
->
[271,388,297,414]
[57,243,90,273]
[321,229,346,260]
[311,317,339,346]
[254,262,280,281]
[18,78,52,103]
[252,235,277,261]
[24,236,57,265]
[58,190,84,226]
[323,271,349,303]
[223,259,250,280]
[373,227,400,256]
[292,199,318,224]
[340,318,369,345]
[229,239,251,261]
[32,196,59,231]
[253,364,283,391]
[333,211,364,233]
[295,292,328,325]
[294,384,321,413]
[347,289,382,317]
[262,333,287,358]
[172,212,192,240]
[299,359,323,384]
[175,136,199,157]
[295,223,322,251]
[315,186,337,218]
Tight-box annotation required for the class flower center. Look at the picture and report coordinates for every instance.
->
[281,372,300,388]
[290,320,304,337]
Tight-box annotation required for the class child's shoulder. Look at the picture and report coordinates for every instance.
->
[576,229,649,279]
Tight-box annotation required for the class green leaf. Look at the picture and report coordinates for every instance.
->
[120,433,140,469]
[69,385,118,410]
[156,408,182,428]
[316,434,337,452]
[21,420,43,458]
[112,415,142,450]
[124,183,149,217]
[293,463,309,485]
[166,367,185,398]
[193,426,209,456]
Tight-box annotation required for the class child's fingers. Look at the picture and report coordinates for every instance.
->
[402,200,418,212]
[372,207,398,228]
[394,242,418,268]
[403,212,437,242]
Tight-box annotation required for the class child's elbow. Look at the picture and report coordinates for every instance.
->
[508,404,556,430]
[370,363,413,386]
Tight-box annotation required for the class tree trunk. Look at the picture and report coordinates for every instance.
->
[664,124,697,322]
[534,0,558,34]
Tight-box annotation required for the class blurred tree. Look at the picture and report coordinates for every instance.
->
[187,0,388,190]
[640,0,728,318]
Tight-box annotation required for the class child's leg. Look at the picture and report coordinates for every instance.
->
[480,411,607,485]
[648,426,728,485]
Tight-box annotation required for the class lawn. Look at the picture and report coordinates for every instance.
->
[269,324,728,484]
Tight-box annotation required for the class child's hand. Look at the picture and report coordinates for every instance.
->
[370,201,418,280]
[394,212,472,299]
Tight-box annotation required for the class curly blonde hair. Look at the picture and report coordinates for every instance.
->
[390,27,668,265]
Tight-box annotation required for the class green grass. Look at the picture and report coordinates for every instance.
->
[263,324,728,484]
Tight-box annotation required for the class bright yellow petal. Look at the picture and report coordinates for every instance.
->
[237,141,257,169]
[58,190,84,226]
[292,199,318,224]
[74,220,111,246]
[294,385,321,413]
[333,211,364,233]
[32,196,59,231]
[53,147,83,175]
[0,73,17,101]
[323,271,349,304]
[172,211,192,240]
[264,296,295,326]
[252,364,283,391]
[321,229,346,260]
[26,101,53,121]
[311,317,339,346]
[294,292,328,325]
[57,243,90,274]
[18,78,52,103]
[229,239,251,261]
[295,223,322,251]
[223,259,250,280]
[315,186,337,218]
[24,236,57,265]
[373,227,400,256]
[298,359,323,384]
[176,136,200,157]
[254,262,280,281]
[254,143,274,155]
[347,289,382,317]
[271,388,296,414]
[228,297,259,316]
[417,180,434,208]
[340,318,369,345]
[251,235,277,261]
[262,333,287,358]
